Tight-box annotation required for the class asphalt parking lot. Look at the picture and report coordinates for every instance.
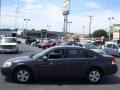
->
[0,44,120,90]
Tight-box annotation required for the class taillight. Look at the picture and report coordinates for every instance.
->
[112,57,116,65]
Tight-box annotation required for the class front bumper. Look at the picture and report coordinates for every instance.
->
[1,66,13,78]
[0,48,18,53]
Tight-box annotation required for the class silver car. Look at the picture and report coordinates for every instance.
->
[103,43,120,57]
[77,42,106,55]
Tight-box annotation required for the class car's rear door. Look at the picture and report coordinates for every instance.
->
[58,49,95,78]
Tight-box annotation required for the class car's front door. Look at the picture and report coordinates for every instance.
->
[34,49,65,77]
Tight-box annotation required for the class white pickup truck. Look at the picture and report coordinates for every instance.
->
[0,37,18,53]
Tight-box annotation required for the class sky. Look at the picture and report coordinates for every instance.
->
[1,0,120,34]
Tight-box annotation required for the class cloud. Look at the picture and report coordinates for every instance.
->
[1,0,120,34]
[21,0,38,4]
[69,10,120,34]
[84,1,101,9]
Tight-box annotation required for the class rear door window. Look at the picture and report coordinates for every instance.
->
[79,50,95,58]
[66,49,79,58]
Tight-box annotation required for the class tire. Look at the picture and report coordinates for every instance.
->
[14,67,32,83]
[86,69,102,83]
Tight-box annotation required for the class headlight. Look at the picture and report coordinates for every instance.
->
[3,62,12,68]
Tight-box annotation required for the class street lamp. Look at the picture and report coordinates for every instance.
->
[108,17,114,40]
[24,19,30,38]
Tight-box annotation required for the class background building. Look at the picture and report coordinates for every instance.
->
[0,29,17,37]
[113,24,120,40]
[21,29,65,39]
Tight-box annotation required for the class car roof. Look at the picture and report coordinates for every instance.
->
[50,46,89,50]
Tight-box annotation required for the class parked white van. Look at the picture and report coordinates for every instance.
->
[0,37,18,53]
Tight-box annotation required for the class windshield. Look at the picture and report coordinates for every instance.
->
[3,38,17,43]
[83,43,98,49]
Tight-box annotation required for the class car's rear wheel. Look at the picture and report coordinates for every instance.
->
[86,69,102,83]
[14,67,32,83]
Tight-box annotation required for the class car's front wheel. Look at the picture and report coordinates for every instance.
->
[86,69,102,83]
[14,67,32,83]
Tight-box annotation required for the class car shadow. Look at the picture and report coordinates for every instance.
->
[5,75,120,85]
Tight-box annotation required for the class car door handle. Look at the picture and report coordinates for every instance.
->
[50,62,53,65]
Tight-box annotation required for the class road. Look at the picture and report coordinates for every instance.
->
[0,44,120,90]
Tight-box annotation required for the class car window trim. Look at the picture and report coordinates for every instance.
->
[40,48,65,60]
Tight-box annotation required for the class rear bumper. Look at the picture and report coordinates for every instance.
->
[103,64,118,76]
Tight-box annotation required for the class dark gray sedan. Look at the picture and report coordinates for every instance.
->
[1,46,118,83]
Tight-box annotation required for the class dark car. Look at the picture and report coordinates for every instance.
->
[1,46,117,83]
[25,37,36,44]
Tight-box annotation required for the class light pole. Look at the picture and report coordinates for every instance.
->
[108,17,114,40]
[82,25,85,40]
[15,0,19,30]
[47,25,51,31]
[24,19,30,38]
[88,16,93,39]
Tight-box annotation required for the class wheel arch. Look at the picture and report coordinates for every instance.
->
[85,66,104,77]
[13,64,34,78]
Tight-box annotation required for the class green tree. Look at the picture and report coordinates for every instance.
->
[93,29,107,38]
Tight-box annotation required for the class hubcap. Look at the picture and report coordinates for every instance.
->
[89,71,100,83]
[17,70,29,82]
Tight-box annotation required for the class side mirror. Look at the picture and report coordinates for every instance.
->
[42,56,48,61]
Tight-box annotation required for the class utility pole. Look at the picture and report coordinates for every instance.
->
[88,16,93,39]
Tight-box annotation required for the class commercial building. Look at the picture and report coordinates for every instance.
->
[113,24,120,40]
[21,29,65,39]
